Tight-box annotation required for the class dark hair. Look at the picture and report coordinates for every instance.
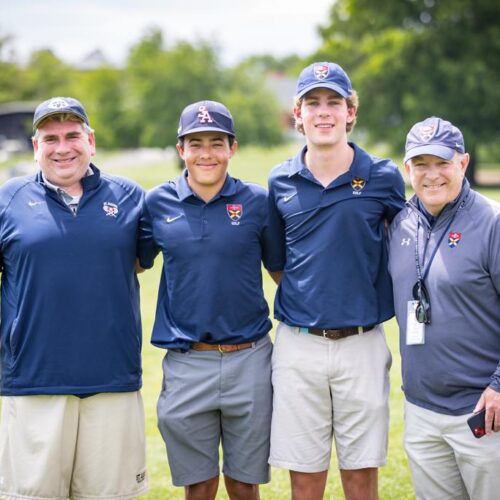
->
[177,134,235,148]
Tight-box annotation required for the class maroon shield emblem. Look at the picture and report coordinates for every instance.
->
[226,204,242,222]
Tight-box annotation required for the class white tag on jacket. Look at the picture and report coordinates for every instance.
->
[406,300,425,345]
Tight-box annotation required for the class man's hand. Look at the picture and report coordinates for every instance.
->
[268,270,283,285]
[135,259,146,274]
[474,386,500,434]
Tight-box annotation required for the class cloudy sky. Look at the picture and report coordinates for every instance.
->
[1,0,333,66]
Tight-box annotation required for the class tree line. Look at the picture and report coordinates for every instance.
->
[0,29,287,150]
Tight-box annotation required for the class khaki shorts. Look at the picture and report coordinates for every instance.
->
[0,392,148,500]
[405,401,500,500]
[269,322,391,472]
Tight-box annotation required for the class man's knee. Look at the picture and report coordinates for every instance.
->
[340,467,379,500]
[290,470,328,500]
[224,475,260,500]
[185,476,219,500]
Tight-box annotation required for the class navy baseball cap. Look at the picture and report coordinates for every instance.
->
[404,116,465,163]
[33,96,89,129]
[295,62,353,99]
[177,100,235,139]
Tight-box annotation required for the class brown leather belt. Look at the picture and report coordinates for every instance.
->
[192,342,254,353]
[300,325,375,341]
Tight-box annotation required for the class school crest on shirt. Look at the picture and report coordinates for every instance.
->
[314,64,329,80]
[351,177,366,195]
[103,201,118,217]
[226,204,242,225]
[448,231,461,248]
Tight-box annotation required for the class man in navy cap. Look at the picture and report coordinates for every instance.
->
[0,97,151,498]
[389,117,500,499]
[142,100,280,499]
[267,62,406,499]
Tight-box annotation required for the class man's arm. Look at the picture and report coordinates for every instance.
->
[136,195,160,271]
[474,212,500,433]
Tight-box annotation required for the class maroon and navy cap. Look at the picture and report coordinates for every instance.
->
[295,62,353,99]
[404,116,465,163]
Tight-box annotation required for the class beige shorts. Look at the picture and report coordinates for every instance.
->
[0,391,148,500]
[405,401,500,500]
[269,322,391,472]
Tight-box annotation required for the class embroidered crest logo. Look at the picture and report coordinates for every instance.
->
[351,177,366,195]
[314,64,329,80]
[197,105,213,123]
[103,202,118,217]
[48,98,70,109]
[419,125,436,141]
[226,204,242,225]
[448,231,461,248]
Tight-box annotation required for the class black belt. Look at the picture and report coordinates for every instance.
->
[298,325,375,340]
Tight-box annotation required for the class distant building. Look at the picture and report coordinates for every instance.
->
[0,101,36,154]
[76,49,110,70]
[264,72,300,139]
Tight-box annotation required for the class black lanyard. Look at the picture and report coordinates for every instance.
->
[414,197,467,282]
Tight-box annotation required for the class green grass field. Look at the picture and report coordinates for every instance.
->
[3,142,499,499]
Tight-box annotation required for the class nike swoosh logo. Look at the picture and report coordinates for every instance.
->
[283,192,297,202]
[166,214,183,223]
[28,201,44,207]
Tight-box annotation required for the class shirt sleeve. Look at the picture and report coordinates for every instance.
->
[260,181,286,272]
[385,167,406,223]
[136,197,160,269]
[487,211,500,391]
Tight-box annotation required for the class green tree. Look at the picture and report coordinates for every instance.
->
[73,66,126,149]
[0,34,23,103]
[21,49,76,100]
[122,27,284,149]
[238,54,302,75]
[223,66,284,146]
[123,28,222,148]
[316,0,500,183]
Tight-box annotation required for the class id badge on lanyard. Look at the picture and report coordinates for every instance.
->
[406,300,425,345]
[407,197,466,346]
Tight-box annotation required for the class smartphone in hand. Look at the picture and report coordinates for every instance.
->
[467,409,487,438]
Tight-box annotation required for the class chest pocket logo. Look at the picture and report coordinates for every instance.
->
[448,231,462,248]
[103,202,119,217]
[226,204,243,226]
[351,177,366,196]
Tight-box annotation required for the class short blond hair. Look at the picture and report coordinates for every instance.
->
[293,90,359,135]
[33,113,93,139]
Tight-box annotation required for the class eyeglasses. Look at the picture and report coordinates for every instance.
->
[412,280,431,324]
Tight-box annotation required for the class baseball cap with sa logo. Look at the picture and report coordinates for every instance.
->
[404,116,465,163]
[177,100,236,139]
[295,62,353,99]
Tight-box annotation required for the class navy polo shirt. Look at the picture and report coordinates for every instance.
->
[0,165,147,396]
[268,143,406,329]
[144,172,278,350]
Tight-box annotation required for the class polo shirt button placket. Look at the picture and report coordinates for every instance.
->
[201,205,208,237]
